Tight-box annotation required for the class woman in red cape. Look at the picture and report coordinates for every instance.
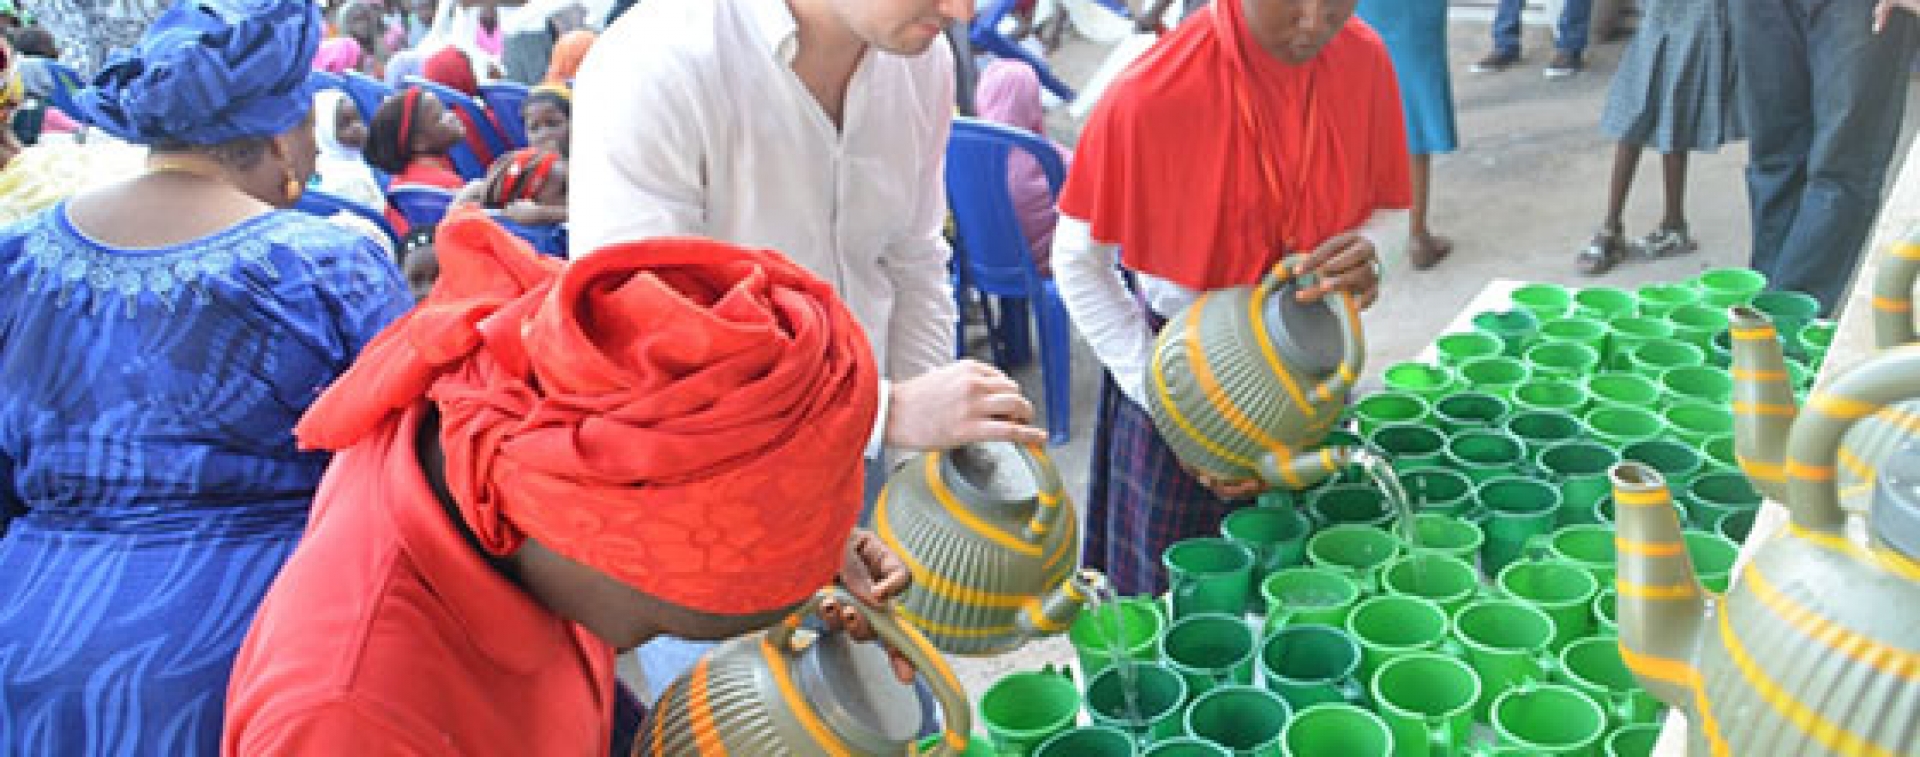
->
[1053,0,1413,595]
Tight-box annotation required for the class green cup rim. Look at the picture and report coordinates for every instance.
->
[1513,379,1590,409]
[1369,650,1482,722]
[1381,552,1480,601]
[1630,339,1706,369]
[1163,537,1255,576]
[981,671,1081,734]
[1143,737,1234,756]
[1446,428,1526,466]
[1259,622,1361,685]
[1383,361,1456,391]
[1621,438,1703,478]
[1369,422,1447,457]
[1069,597,1166,655]
[1496,558,1600,607]
[1355,390,1431,419]
[1665,402,1734,435]
[1557,634,1637,692]
[1574,286,1634,312]
[1435,331,1504,358]
[1453,599,1555,652]
[1263,567,1363,610]
[1347,594,1450,649]
[1433,391,1512,426]
[1033,726,1136,757]
[1402,467,1474,502]
[1695,267,1768,295]
[1086,662,1189,723]
[1459,355,1531,386]
[1162,612,1257,672]
[1586,373,1662,403]
[1505,408,1584,443]
[1407,512,1485,551]
[1490,683,1607,750]
[1606,724,1663,757]
[1185,684,1291,751]
[1525,340,1600,368]
[1537,439,1619,477]
[1307,524,1402,570]
[1282,703,1393,755]
[1585,406,1664,440]
[1666,303,1731,330]
[1475,476,1562,516]
[1660,365,1733,397]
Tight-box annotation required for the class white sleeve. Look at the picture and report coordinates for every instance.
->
[1052,215,1156,409]
[1355,208,1410,280]
[880,46,959,380]
[566,43,708,253]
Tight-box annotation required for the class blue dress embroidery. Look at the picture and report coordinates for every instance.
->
[0,204,412,755]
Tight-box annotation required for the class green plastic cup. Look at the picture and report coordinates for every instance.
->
[1162,613,1258,698]
[1457,356,1531,402]
[1511,380,1591,417]
[1787,356,1814,394]
[1664,402,1734,449]
[917,732,996,756]
[1537,316,1610,357]
[1071,596,1167,680]
[1627,338,1705,377]
[1707,330,1733,370]
[1557,635,1663,728]
[1352,391,1431,438]
[1262,567,1363,633]
[1370,423,1448,473]
[1490,683,1607,755]
[1634,283,1700,318]
[1258,623,1366,712]
[1605,724,1661,757]
[1685,471,1762,532]
[1523,342,1600,382]
[1574,286,1635,320]
[1751,290,1822,337]
[1585,372,1662,413]
[1621,439,1703,493]
[1087,662,1191,743]
[1685,530,1740,593]
[982,670,1082,756]
[1346,595,1451,682]
[1605,316,1676,370]
[1693,267,1768,307]
[1371,652,1479,757]
[1450,599,1556,722]
[1307,525,1402,592]
[1145,738,1234,756]
[1525,524,1617,586]
[1446,429,1529,484]
[1382,362,1459,403]
[1701,434,1737,472]
[1035,726,1138,757]
[1796,319,1837,368]
[1665,303,1730,351]
[1584,406,1664,451]
[1223,508,1312,612]
[1659,366,1733,408]
[1381,552,1481,616]
[1280,703,1394,757]
[1432,391,1511,432]
[1592,588,1617,634]
[1716,509,1757,544]
[1307,484,1394,530]
[1402,469,1476,517]
[1504,409,1585,461]
[1471,309,1541,357]
[1511,283,1573,320]
[1184,685,1290,756]
[1404,512,1485,563]
[1496,559,1599,651]
[1537,440,1619,526]
[1435,332,1504,368]
[1592,496,1690,528]
[1477,476,1563,572]
[1165,538,1256,620]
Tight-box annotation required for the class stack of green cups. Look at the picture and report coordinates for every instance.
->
[1164,538,1254,619]
[1537,440,1618,526]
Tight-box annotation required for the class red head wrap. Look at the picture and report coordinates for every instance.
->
[423,45,479,96]
[296,209,881,615]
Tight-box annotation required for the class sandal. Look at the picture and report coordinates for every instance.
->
[1638,225,1699,258]
[1576,229,1629,276]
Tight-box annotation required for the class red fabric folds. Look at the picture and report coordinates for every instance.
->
[1058,4,1412,291]
[296,208,880,615]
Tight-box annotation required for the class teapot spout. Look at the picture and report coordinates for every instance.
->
[1257,446,1360,491]
[1608,462,1710,713]
[1729,306,1799,502]
[1016,570,1098,640]
[1872,230,1920,348]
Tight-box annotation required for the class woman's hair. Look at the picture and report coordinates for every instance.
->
[363,88,424,174]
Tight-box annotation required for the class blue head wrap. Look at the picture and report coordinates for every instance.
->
[72,0,324,145]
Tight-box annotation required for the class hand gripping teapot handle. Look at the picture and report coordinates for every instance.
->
[770,588,975,757]
[1266,260,1368,402]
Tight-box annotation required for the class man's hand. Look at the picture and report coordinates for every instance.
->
[820,529,916,683]
[885,360,1048,450]
[1291,233,1381,310]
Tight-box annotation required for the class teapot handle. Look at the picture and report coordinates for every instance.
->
[769,588,975,757]
[1015,443,1071,541]
[1784,344,1920,533]
[1871,228,1920,349]
[1261,260,1367,405]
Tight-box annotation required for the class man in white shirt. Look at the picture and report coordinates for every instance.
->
[571,0,1038,455]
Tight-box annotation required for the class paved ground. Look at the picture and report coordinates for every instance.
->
[948,15,1920,697]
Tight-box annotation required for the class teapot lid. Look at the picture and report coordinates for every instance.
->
[1873,439,1920,561]
[1260,277,1343,379]
[795,630,927,751]
[942,441,1040,506]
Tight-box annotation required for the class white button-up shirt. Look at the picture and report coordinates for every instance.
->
[570,0,958,382]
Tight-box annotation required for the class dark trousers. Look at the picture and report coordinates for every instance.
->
[1494,0,1594,55]
[1733,0,1919,314]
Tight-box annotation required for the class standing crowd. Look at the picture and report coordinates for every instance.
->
[0,0,1916,754]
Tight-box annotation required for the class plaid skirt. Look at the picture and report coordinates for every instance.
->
[1086,371,1248,597]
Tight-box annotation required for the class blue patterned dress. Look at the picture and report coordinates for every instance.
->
[0,205,411,755]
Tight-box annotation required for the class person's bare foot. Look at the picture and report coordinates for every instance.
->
[1409,233,1453,270]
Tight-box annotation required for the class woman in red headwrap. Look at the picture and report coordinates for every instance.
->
[1054,0,1413,596]
[422,45,505,165]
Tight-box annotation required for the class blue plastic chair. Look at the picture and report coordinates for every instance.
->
[339,71,393,127]
[387,185,457,233]
[944,117,1072,445]
[970,0,1076,102]
[406,77,508,179]
[294,188,399,247]
[489,213,569,258]
[479,82,531,149]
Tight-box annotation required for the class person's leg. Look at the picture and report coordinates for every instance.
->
[1556,0,1593,53]
[1492,0,1524,56]
[1408,154,1452,268]
[1659,151,1689,232]
[1604,141,1643,235]
[1730,0,1814,280]
[1772,1,1919,312]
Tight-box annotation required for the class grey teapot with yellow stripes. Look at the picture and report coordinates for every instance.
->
[637,587,974,756]
[873,441,1097,655]
[1148,262,1366,489]
[1610,344,1920,757]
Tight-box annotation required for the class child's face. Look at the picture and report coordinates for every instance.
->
[411,96,466,154]
[523,100,570,156]
[335,98,368,151]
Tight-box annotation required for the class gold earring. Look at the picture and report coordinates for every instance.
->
[284,172,303,203]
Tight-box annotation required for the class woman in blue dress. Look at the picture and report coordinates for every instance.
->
[1357,0,1457,269]
[0,0,411,753]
